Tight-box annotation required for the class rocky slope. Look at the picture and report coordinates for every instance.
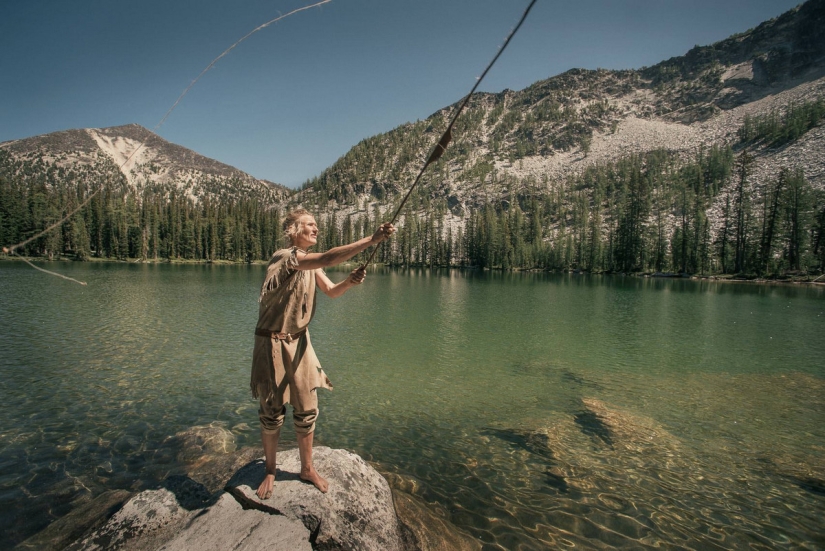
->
[0,123,290,204]
[294,0,825,226]
[2,1,823,271]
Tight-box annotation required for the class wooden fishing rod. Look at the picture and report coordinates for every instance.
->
[361,0,539,269]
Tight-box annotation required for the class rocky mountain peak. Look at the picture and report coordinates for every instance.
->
[1,123,289,203]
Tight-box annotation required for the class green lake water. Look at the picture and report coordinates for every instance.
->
[1,261,823,549]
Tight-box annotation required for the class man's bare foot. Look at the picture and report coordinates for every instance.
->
[256,473,275,499]
[300,468,329,493]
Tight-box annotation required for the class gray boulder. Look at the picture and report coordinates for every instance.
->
[69,446,407,551]
[67,487,192,551]
[226,446,406,551]
[158,493,311,551]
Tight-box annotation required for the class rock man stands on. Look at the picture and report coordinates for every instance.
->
[250,208,395,497]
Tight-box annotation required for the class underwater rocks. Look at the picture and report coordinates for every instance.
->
[390,488,482,551]
[578,397,686,454]
[488,391,824,548]
[162,423,237,466]
[15,490,132,551]
[160,424,262,494]
[378,469,482,551]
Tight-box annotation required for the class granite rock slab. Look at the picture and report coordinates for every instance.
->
[226,446,405,551]
[158,493,311,551]
[66,446,408,550]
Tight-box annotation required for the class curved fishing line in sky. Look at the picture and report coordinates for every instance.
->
[157,0,332,131]
[2,0,333,283]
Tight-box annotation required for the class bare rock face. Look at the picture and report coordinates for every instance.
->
[67,487,192,551]
[226,447,406,551]
[157,493,311,551]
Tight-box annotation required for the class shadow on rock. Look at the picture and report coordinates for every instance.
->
[161,475,216,510]
[561,369,605,390]
[481,427,557,461]
[573,410,614,447]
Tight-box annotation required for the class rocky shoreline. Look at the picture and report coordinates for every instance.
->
[15,426,479,551]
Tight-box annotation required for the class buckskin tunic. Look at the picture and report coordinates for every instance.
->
[250,247,333,422]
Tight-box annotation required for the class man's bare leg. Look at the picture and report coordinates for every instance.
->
[297,431,328,493]
[256,428,280,499]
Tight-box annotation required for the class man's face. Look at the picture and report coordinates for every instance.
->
[295,215,318,248]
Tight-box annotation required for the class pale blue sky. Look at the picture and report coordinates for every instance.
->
[0,0,802,187]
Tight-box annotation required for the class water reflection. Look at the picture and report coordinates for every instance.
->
[0,262,823,549]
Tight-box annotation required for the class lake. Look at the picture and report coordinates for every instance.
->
[1,261,823,549]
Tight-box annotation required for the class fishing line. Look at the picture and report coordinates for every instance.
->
[2,0,333,283]
[361,0,538,269]
[9,251,88,286]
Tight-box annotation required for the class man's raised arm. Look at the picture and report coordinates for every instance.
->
[296,223,395,270]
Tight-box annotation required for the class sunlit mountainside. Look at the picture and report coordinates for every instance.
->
[297,0,824,210]
[2,0,824,276]
[1,123,290,204]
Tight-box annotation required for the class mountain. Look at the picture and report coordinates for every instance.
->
[2,1,824,275]
[0,124,291,262]
[0,123,290,203]
[297,0,825,215]
[283,0,824,276]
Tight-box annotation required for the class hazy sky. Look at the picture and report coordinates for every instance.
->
[1,0,802,187]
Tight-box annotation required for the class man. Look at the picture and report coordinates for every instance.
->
[251,208,395,497]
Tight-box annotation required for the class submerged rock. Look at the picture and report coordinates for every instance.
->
[161,424,263,494]
[186,446,264,494]
[378,468,482,551]
[15,490,131,551]
[579,397,685,454]
[163,423,237,466]
[391,489,482,551]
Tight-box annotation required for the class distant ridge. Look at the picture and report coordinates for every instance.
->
[1,123,289,203]
[2,1,824,275]
[296,0,825,216]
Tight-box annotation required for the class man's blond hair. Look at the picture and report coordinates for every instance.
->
[283,208,313,245]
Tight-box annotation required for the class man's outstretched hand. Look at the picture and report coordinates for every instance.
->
[370,223,396,244]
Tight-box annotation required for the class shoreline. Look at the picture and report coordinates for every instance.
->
[2,254,823,286]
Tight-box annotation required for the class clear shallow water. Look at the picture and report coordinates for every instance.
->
[0,262,823,549]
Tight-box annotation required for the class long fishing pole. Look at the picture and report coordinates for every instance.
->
[361,0,538,269]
